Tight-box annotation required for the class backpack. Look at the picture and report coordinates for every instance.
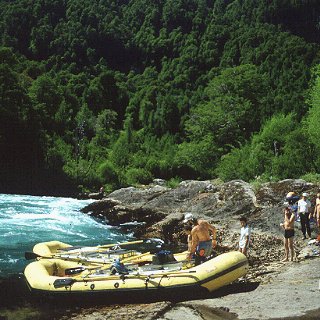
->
[152,250,176,265]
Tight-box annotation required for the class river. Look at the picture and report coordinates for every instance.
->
[0,193,134,278]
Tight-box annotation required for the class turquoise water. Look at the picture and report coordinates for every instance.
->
[0,194,133,277]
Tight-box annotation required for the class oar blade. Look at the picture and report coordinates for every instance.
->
[64,266,87,276]
[25,251,41,260]
[53,278,75,288]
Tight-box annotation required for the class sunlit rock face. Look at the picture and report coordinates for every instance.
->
[81,179,318,243]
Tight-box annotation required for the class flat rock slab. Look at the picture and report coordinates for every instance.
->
[159,258,320,320]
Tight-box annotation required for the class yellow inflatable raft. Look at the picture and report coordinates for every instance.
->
[24,248,248,297]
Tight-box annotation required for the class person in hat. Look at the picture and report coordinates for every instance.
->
[183,213,217,265]
[297,192,311,239]
[183,212,194,224]
[280,206,295,262]
[285,191,299,221]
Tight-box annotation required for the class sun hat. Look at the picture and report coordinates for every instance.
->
[183,212,193,223]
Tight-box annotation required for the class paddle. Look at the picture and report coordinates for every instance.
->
[26,238,164,261]
[24,248,137,261]
[64,252,154,276]
[57,239,145,252]
[25,250,154,281]
[26,239,143,260]
[25,251,47,260]
[54,238,163,256]
[24,249,127,261]
[53,269,198,288]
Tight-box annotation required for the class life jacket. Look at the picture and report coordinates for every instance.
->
[110,258,129,275]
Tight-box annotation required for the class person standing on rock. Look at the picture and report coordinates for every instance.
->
[297,192,312,239]
[183,213,217,265]
[183,224,193,253]
[280,206,295,262]
[310,193,320,230]
[238,217,251,256]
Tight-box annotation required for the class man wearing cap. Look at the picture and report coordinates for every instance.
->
[183,213,217,265]
[297,193,312,239]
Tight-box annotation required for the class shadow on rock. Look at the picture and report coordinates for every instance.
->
[166,281,260,303]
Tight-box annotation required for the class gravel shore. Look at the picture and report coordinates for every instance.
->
[158,257,320,320]
[64,256,320,320]
[64,233,320,320]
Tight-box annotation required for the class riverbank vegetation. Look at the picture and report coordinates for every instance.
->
[1,0,320,196]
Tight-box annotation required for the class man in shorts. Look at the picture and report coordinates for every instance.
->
[280,206,295,261]
[184,213,217,265]
[239,217,251,256]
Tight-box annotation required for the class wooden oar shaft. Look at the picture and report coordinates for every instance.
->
[74,269,197,282]
[25,249,137,262]
[56,240,144,256]
[99,239,144,248]
[54,269,198,288]
[68,251,153,277]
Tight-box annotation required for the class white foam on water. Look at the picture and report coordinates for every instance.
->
[0,194,132,276]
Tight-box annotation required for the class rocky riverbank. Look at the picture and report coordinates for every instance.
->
[2,178,319,320]
[67,178,320,320]
[59,245,320,320]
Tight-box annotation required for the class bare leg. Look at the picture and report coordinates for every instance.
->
[242,247,247,256]
[281,238,289,262]
[288,237,294,261]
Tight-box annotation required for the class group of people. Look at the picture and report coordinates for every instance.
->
[182,191,320,265]
[183,213,250,266]
[280,191,320,262]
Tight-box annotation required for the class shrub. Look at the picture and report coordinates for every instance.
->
[124,167,153,186]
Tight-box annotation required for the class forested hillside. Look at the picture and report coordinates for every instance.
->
[1,0,320,196]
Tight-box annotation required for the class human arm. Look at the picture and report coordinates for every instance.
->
[289,213,295,223]
[243,226,251,249]
[188,229,198,260]
[208,223,217,248]
[280,211,285,228]
[244,234,249,249]
[312,200,319,217]
[187,234,192,252]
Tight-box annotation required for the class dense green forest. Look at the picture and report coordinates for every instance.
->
[1,0,320,196]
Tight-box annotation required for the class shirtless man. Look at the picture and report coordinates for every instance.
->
[184,213,216,265]
[280,206,295,262]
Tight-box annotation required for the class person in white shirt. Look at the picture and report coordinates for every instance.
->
[239,216,250,256]
[297,192,311,239]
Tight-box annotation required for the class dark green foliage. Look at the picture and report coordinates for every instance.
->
[0,0,320,195]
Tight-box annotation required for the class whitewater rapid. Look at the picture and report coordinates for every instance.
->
[0,194,133,277]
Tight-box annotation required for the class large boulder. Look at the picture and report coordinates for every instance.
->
[81,179,318,242]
